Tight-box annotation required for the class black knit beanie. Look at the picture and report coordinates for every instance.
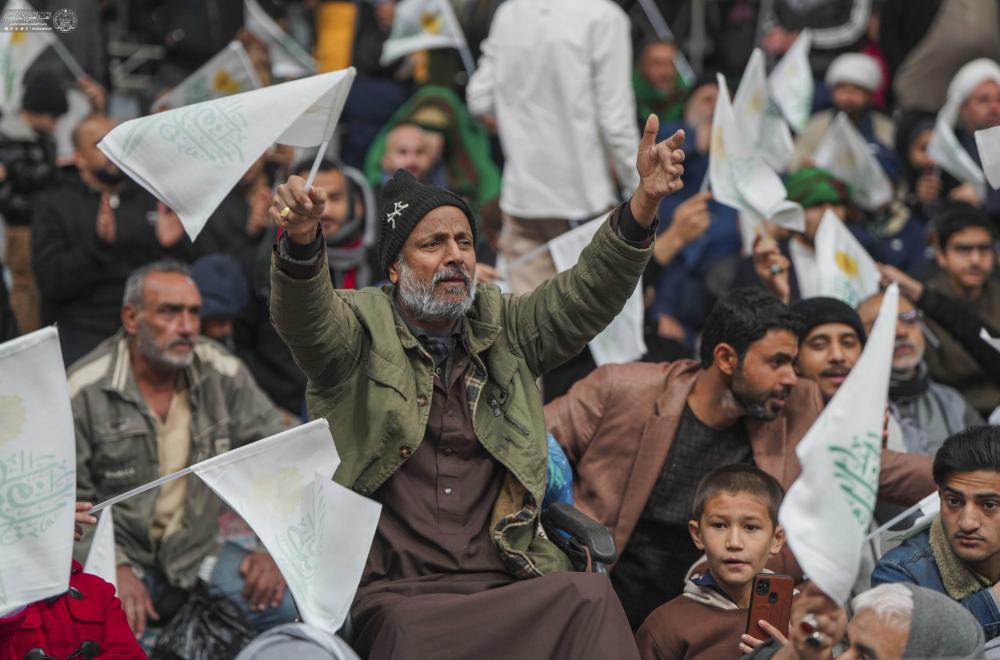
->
[791,296,867,345]
[377,169,476,277]
[21,73,68,117]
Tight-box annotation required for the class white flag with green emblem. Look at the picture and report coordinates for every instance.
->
[152,41,262,112]
[0,0,55,111]
[98,68,356,240]
[83,505,117,590]
[769,29,814,133]
[976,124,1000,190]
[781,285,899,604]
[244,0,318,79]
[380,0,468,66]
[191,419,381,632]
[0,327,76,611]
[709,74,804,231]
[815,209,880,307]
[733,49,794,172]
[813,112,894,210]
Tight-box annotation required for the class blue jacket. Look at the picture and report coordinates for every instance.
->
[871,529,1000,639]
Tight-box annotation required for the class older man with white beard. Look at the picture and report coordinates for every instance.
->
[268,118,686,659]
[69,260,294,639]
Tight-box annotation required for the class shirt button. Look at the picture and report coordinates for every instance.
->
[441,447,454,456]
[443,487,453,495]
[399,446,413,459]
[416,395,428,407]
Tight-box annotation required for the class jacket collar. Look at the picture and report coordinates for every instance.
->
[386,284,503,357]
[930,514,992,600]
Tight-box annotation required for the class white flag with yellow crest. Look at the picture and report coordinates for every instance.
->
[815,209,880,307]
[813,112,893,210]
[380,0,469,66]
[152,41,262,112]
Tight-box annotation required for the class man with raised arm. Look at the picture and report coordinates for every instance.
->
[268,117,685,659]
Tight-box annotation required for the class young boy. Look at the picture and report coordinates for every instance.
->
[635,465,787,659]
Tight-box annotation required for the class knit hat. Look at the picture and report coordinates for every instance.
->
[784,167,852,209]
[790,297,867,345]
[901,584,984,658]
[21,73,68,117]
[190,254,249,318]
[825,53,882,93]
[377,169,476,277]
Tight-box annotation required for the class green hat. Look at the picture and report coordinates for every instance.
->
[784,167,852,208]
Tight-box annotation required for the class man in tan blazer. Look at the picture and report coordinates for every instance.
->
[545,288,935,628]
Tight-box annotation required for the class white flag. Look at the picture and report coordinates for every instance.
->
[780,285,899,604]
[0,0,55,111]
[244,0,318,79]
[548,216,646,365]
[733,49,795,172]
[975,125,1000,190]
[769,30,814,133]
[815,209,881,307]
[153,41,262,112]
[192,420,381,632]
[928,95,987,192]
[709,74,805,233]
[0,328,76,611]
[813,113,894,210]
[83,506,117,590]
[99,68,356,240]
[380,0,468,66]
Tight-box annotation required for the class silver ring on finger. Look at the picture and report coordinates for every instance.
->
[805,631,826,648]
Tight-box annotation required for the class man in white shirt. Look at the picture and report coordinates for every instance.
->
[467,0,640,294]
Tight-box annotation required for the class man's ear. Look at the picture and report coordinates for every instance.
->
[387,259,400,285]
[934,248,947,270]
[714,342,739,377]
[688,519,706,551]
[121,304,140,335]
[770,524,786,556]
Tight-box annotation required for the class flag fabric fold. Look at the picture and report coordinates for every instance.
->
[83,506,117,590]
[152,41,263,112]
[768,30,814,133]
[709,74,805,233]
[813,112,894,210]
[244,0,318,79]
[0,327,76,611]
[380,0,469,66]
[98,68,356,240]
[547,216,646,365]
[191,419,381,632]
[928,95,987,193]
[733,49,795,172]
[975,125,1000,190]
[815,209,881,307]
[0,0,55,111]
[780,285,900,604]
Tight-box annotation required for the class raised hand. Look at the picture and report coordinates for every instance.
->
[271,175,327,245]
[631,114,686,228]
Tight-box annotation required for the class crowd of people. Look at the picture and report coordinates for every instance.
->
[3,0,1000,658]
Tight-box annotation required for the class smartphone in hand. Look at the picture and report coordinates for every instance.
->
[746,574,794,640]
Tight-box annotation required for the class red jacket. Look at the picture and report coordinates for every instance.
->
[0,561,144,659]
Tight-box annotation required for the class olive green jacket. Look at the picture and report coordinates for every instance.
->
[270,210,651,578]
[70,332,289,587]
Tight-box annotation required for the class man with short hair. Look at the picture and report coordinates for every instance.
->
[634,40,688,128]
[31,114,191,366]
[71,261,294,639]
[789,296,866,403]
[793,52,895,168]
[378,123,436,184]
[857,291,982,455]
[545,288,934,628]
[269,117,686,658]
[924,204,1000,416]
[872,425,1000,639]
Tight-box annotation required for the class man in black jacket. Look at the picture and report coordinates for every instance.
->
[31,114,192,366]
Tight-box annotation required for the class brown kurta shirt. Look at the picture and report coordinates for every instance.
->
[360,323,508,589]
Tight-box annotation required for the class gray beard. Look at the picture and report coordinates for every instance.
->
[136,321,193,371]
[395,258,476,323]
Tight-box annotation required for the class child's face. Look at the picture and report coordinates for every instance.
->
[689,492,785,595]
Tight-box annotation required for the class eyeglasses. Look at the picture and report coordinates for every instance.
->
[898,309,923,326]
